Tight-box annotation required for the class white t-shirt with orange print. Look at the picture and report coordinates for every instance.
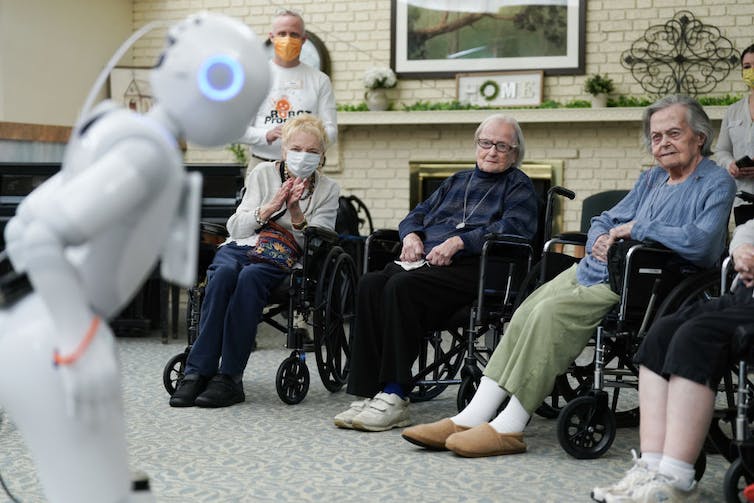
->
[238,60,337,161]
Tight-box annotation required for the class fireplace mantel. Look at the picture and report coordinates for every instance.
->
[337,106,727,126]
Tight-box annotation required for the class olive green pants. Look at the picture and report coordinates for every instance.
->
[483,265,620,413]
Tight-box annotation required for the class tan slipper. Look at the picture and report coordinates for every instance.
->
[445,423,527,458]
[401,419,470,450]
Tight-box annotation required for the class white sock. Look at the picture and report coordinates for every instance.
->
[489,394,530,433]
[640,451,662,471]
[451,376,508,427]
[658,456,695,491]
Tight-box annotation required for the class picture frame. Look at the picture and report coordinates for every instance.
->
[109,66,153,113]
[390,0,586,78]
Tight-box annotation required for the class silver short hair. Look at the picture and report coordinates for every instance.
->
[474,114,526,168]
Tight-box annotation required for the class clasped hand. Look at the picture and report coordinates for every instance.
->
[269,177,309,214]
[400,233,463,266]
[591,221,636,263]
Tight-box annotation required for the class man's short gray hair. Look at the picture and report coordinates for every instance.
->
[474,114,526,168]
[642,94,713,156]
[274,8,305,31]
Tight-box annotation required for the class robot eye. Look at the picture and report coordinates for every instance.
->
[197,55,244,101]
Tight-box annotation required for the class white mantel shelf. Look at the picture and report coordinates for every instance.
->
[337,106,727,126]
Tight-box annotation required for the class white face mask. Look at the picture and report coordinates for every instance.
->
[285,150,321,178]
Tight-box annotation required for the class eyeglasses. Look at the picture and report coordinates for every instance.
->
[477,138,517,153]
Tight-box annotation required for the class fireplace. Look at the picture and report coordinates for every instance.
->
[409,160,564,250]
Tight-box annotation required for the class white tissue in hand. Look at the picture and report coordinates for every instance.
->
[394,259,428,271]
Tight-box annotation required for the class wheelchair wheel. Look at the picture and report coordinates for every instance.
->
[557,394,616,459]
[185,286,204,345]
[276,351,310,404]
[653,268,721,319]
[409,329,466,402]
[457,375,479,412]
[163,352,187,395]
[313,250,357,392]
[724,457,754,503]
[694,450,706,482]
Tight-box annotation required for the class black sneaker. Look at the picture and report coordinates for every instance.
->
[169,374,210,407]
[195,374,245,408]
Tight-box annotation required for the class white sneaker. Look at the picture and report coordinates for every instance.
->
[351,392,411,432]
[592,450,654,502]
[334,398,372,429]
[604,473,696,503]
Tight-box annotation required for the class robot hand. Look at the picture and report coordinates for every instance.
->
[56,318,121,424]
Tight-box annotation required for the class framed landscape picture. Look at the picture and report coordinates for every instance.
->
[391,0,586,78]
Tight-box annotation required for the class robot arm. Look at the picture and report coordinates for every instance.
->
[160,172,202,288]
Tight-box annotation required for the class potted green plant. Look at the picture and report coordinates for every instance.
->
[584,74,614,108]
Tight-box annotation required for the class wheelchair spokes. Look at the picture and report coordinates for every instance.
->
[314,250,357,392]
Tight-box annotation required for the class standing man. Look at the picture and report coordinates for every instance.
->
[237,9,337,165]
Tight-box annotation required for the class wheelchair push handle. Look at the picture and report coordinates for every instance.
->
[548,186,576,201]
[543,186,576,245]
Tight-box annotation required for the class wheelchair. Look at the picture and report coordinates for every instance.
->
[361,186,574,407]
[162,222,358,405]
[554,242,721,459]
[723,322,754,502]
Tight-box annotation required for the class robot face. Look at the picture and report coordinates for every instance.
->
[150,12,270,147]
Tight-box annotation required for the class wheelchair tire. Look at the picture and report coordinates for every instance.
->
[313,250,357,392]
[276,351,310,405]
[724,457,754,503]
[557,395,616,459]
[163,352,187,395]
[185,286,204,346]
[694,450,706,482]
[457,375,479,412]
[408,329,466,402]
[652,268,721,320]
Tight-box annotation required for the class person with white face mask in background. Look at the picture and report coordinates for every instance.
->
[236,9,337,166]
[170,114,339,408]
[716,43,754,225]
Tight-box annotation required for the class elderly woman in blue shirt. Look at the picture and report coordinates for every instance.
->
[334,114,538,432]
[403,94,736,458]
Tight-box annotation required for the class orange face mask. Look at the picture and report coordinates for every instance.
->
[273,36,303,63]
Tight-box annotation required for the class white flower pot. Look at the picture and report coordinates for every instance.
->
[590,93,608,108]
[365,88,389,111]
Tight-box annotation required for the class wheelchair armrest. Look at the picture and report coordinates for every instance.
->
[369,228,401,242]
[304,225,339,245]
[551,231,587,244]
[363,228,401,274]
[483,233,530,245]
[543,232,588,254]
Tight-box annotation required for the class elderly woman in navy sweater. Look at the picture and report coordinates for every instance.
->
[403,95,736,456]
[334,114,538,432]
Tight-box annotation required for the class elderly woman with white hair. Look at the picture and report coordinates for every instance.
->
[171,114,339,409]
[334,114,539,432]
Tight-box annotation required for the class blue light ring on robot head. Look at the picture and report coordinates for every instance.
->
[197,54,245,102]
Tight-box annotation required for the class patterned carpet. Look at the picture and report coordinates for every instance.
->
[0,321,731,502]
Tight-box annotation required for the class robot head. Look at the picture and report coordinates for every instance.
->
[150,12,270,147]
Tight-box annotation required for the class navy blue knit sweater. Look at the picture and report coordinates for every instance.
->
[398,165,538,257]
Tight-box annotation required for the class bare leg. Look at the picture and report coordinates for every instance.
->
[663,375,715,463]
[639,365,668,454]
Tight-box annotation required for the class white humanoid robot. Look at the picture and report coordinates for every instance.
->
[0,12,268,503]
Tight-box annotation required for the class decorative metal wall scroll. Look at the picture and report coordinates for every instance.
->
[621,10,739,96]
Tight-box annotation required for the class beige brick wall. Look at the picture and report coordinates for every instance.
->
[131,1,751,230]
